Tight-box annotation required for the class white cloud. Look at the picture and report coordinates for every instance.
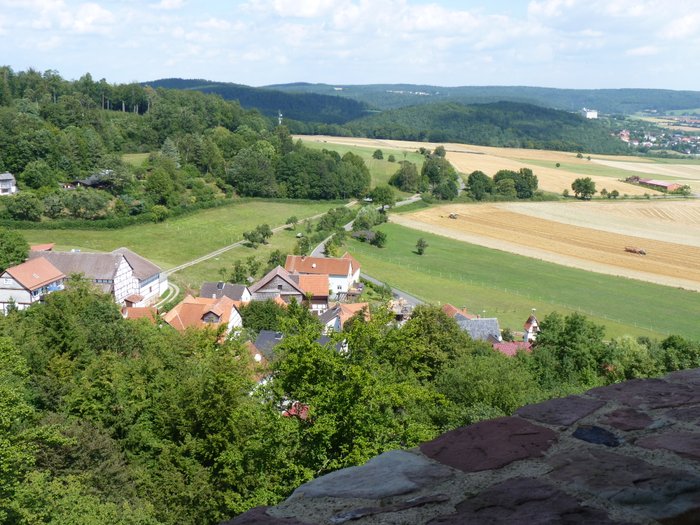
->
[196,17,231,31]
[150,0,184,10]
[659,13,700,40]
[270,0,338,18]
[626,45,658,57]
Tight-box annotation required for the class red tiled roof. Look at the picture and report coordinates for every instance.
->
[342,252,361,272]
[339,302,370,326]
[492,341,532,357]
[30,243,55,252]
[4,257,65,291]
[163,295,239,332]
[122,306,158,323]
[295,274,329,297]
[285,255,352,277]
[442,304,476,320]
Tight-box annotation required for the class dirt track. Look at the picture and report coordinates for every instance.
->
[392,202,700,292]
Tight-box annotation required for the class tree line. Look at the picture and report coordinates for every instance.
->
[0,67,370,225]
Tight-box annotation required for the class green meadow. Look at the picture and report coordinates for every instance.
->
[348,223,700,340]
[19,200,337,271]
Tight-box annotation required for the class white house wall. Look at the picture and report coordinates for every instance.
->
[113,257,137,304]
[0,275,32,312]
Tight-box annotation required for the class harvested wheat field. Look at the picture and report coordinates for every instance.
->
[393,200,700,291]
[298,135,665,196]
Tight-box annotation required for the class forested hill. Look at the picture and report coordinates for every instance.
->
[343,101,628,153]
[265,83,700,114]
[145,78,370,124]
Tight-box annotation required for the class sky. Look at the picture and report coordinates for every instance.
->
[1,0,699,90]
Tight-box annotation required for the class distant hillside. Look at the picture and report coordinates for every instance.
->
[145,78,370,124]
[344,101,627,153]
[265,83,700,114]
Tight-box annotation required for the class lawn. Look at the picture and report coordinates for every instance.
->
[300,139,425,197]
[19,200,338,270]
[348,223,700,340]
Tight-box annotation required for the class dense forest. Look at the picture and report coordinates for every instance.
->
[340,102,629,153]
[145,78,631,154]
[0,67,370,226]
[266,82,700,114]
[1,278,698,524]
[145,78,371,124]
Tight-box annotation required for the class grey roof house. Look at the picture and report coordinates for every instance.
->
[457,317,502,343]
[200,282,252,302]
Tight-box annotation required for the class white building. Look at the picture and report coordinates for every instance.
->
[284,252,360,295]
[0,257,65,313]
[0,172,17,195]
[581,108,598,119]
[28,248,167,306]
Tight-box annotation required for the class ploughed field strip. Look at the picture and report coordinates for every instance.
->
[403,204,700,288]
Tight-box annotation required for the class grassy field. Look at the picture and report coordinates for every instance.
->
[172,226,303,293]
[300,138,425,196]
[19,200,337,270]
[122,153,150,167]
[516,158,654,180]
[348,223,700,340]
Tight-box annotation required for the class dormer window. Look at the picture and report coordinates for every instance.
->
[202,312,220,323]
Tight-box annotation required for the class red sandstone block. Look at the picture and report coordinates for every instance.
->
[602,408,654,431]
[588,378,700,409]
[516,395,605,426]
[427,477,628,524]
[636,431,700,461]
[547,448,700,521]
[664,406,700,427]
[419,416,557,472]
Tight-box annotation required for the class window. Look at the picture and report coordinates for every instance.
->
[277,284,283,290]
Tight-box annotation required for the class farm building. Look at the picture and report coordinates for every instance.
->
[625,177,684,193]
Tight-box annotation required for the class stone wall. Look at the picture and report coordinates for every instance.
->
[224,369,700,524]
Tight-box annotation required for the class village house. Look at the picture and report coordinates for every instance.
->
[200,282,252,303]
[249,266,330,312]
[249,266,307,304]
[163,295,242,335]
[0,172,18,195]
[524,311,540,342]
[320,302,370,333]
[284,252,360,297]
[28,247,167,306]
[457,317,502,343]
[0,257,65,314]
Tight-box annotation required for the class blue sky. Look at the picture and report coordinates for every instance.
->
[1,0,699,89]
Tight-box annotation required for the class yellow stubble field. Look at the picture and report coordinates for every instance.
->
[393,200,700,291]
